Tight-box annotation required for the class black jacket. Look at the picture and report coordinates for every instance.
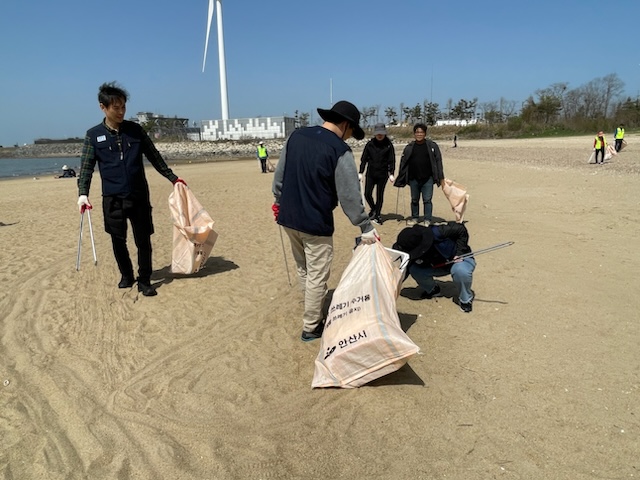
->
[394,139,444,188]
[396,222,472,269]
[359,137,395,179]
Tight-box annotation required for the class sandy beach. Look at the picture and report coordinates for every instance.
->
[1,135,638,479]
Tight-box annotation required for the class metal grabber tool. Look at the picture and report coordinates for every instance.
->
[76,206,98,270]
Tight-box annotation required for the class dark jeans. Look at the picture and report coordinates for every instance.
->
[364,175,388,217]
[595,147,605,163]
[409,177,435,221]
[615,139,623,152]
[103,197,154,282]
[259,158,267,173]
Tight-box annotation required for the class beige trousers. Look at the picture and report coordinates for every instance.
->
[283,227,333,333]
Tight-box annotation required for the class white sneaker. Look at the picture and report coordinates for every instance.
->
[422,220,431,226]
[406,218,418,226]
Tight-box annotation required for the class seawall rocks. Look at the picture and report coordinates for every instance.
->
[1,138,369,160]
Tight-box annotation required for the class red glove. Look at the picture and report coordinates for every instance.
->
[173,178,187,186]
[272,203,280,221]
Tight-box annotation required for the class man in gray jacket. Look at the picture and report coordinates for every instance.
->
[272,101,379,342]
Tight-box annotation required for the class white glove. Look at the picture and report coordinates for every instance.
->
[358,173,363,181]
[389,175,395,183]
[77,195,92,213]
[360,228,379,245]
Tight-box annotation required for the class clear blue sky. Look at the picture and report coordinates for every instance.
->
[1,0,638,146]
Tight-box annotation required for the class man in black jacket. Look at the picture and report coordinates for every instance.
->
[77,82,186,297]
[393,221,476,312]
[393,123,444,226]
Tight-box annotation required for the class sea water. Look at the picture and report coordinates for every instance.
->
[0,157,80,179]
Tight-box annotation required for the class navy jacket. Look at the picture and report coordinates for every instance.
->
[78,120,177,199]
[278,127,350,236]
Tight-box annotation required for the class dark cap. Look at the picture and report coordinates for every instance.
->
[392,225,433,260]
[317,100,365,140]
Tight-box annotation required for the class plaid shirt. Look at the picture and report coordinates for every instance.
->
[78,119,177,196]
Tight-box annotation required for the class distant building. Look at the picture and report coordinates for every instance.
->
[200,116,296,141]
[435,118,479,127]
[129,112,298,141]
[132,112,193,140]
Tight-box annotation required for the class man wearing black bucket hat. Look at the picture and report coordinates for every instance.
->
[393,221,476,312]
[272,100,379,341]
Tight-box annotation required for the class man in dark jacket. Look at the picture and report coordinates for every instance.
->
[393,221,476,312]
[272,100,378,341]
[359,123,395,225]
[394,123,444,226]
[77,82,186,297]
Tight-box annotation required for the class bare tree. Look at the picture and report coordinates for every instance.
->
[602,73,624,118]
[479,101,498,122]
[360,106,377,128]
[500,98,518,119]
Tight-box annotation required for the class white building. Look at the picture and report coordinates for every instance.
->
[200,116,296,141]
[435,118,479,127]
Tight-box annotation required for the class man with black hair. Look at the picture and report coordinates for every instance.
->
[272,100,378,341]
[77,82,186,297]
[394,123,445,226]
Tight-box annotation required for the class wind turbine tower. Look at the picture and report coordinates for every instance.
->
[202,0,229,120]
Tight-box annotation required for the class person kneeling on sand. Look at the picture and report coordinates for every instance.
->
[393,221,476,312]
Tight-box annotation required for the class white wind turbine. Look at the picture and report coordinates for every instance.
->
[202,0,229,120]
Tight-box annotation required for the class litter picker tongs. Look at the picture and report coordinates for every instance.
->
[76,205,97,270]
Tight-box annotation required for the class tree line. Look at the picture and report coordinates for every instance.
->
[306,73,638,136]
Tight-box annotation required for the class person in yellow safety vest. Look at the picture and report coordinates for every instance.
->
[614,123,625,152]
[256,141,269,173]
[593,131,607,164]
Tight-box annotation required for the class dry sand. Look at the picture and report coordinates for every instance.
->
[1,135,638,479]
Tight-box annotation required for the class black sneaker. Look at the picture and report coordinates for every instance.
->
[118,276,135,288]
[459,301,472,313]
[137,281,157,297]
[301,324,324,342]
[420,284,442,299]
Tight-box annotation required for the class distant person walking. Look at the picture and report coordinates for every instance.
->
[77,82,186,297]
[394,123,445,226]
[257,141,269,173]
[359,123,396,225]
[614,123,625,152]
[453,134,457,148]
[593,131,607,164]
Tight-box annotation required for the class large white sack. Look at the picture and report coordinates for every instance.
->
[168,183,218,274]
[442,178,469,223]
[312,241,420,388]
[604,144,617,161]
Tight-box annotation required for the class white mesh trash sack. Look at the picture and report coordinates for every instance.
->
[441,178,469,223]
[312,241,420,389]
[604,144,617,162]
[168,183,218,274]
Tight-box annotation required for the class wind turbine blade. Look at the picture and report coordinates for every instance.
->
[202,0,214,72]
